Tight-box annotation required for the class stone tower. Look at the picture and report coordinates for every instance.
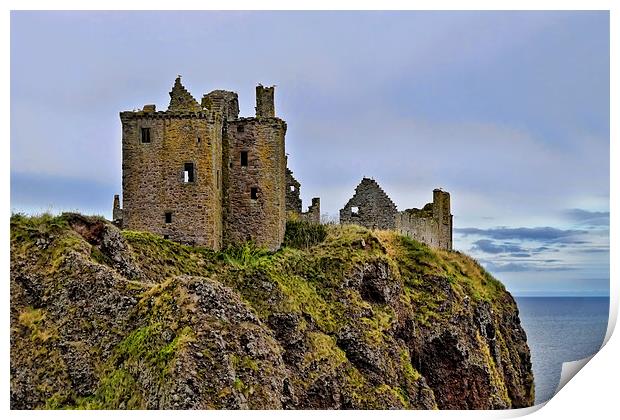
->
[221,87,287,248]
[116,77,287,250]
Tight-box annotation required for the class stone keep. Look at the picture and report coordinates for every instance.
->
[116,77,287,250]
[340,178,453,250]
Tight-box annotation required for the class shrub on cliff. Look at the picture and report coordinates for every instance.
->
[283,220,327,249]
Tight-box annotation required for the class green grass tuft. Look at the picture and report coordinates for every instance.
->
[283,220,327,249]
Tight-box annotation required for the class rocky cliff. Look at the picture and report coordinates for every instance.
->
[10,213,534,409]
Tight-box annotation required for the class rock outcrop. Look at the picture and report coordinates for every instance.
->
[10,213,534,409]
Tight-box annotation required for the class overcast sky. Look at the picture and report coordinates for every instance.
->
[11,11,609,296]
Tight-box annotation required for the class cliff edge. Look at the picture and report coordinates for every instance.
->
[10,213,534,409]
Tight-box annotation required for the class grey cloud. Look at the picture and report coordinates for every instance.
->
[509,253,531,258]
[471,239,526,254]
[532,246,554,253]
[484,261,575,273]
[563,209,609,227]
[577,247,610,254]
[455,226,588,244]
[487,262,531,272]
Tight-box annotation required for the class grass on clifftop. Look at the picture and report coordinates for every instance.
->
[10,213,506,319]
[119,219,507,337]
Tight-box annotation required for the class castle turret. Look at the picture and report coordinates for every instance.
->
[222,84,287,250]
[255,85,275,118]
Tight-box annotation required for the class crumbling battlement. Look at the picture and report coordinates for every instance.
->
[340,179,453,250]
[285,168,321,224]
[115,77,292,250]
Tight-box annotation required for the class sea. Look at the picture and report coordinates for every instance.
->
[514,297,609,405]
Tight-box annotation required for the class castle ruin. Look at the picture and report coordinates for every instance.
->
[340,178,453,250]
[113,77,451,252]
[113,77,318,251]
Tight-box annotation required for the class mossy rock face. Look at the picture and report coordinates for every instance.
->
[10,213,534,409]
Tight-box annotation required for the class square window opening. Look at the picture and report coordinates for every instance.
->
[351,206,359,216]
[141,127,151,143]
[163,234,169,240]
[184,162,195,183]
[165,212,172,223]
[241,151,248,167]
[251,187,258,200]
[290,185,295,192]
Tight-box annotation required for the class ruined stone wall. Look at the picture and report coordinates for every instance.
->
[222,118,287,250]
[286,168,321,224]
[202,90,239,121]
[285,168,302,214]
[300,197,321,224]
[339,178,397,230]
[340,178,453,250]
[395,212,442,248]
[120,108,223,248]
[395,190,452,250]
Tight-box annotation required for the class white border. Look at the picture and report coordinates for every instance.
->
[3,1,617,419]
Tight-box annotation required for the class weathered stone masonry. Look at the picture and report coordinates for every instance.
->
[285,168,302,214]
[340,178,453,250]
[395,189,452,250]
[116,77,295,250]
[339,178,398,230]
[285,168,321,224]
